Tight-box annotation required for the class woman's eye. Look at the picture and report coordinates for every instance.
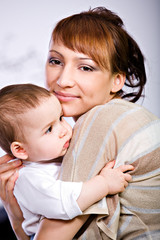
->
[80,66,94,72]
[45,126,53,134]
[49,58,62,66]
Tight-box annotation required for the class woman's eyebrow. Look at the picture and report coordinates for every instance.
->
[49,49,63,57]
[79,57,93,61]
[49,50,93,62]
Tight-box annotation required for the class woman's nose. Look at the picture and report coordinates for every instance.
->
[57,66,75,88]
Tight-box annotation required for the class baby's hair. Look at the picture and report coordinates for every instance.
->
[0,83,52,155]
[52,7,146,102]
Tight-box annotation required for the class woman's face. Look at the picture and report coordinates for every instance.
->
[46,41,115,120]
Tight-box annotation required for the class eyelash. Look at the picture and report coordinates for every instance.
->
[48,57,95,73]
[48,58,62,66]
[45,115,63,135]
[45,126,53,134]
[60,115,63,121]
[80,66,94,72]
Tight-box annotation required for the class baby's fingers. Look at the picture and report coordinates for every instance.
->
[124,173,132,182]
[124,180,129,188]
[118,164,134,173]
[104,160,115,169]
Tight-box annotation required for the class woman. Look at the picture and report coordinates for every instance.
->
[0,7,160,240]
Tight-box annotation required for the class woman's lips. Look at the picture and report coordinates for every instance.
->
[54,91,79,102]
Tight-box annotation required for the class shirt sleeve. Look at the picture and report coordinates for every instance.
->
[14,168,82,220]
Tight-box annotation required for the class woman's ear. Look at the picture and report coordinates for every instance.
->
[11,141,28,160]
[111,74,125,93]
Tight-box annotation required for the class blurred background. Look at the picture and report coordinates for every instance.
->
[0,0,160,239]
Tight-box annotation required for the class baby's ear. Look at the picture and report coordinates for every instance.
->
[11,141,28,160]
[111,73,125,93]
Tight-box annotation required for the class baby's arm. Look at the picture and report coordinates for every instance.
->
[77,160,134,211]
[34,161,134,240]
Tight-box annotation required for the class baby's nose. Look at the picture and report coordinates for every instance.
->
[59,127,68,138]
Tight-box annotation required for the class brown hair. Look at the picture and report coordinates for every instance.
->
[0,83,52,155]
[52,7,146,102]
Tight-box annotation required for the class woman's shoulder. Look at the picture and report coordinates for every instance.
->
[84,99,157,118]
[82,99,139,117]
[76,99,159,130]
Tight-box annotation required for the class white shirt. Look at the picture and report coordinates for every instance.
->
[14,161,82,236]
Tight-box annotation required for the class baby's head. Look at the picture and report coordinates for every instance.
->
[0,84,72,161]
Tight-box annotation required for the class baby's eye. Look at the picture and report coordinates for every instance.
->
[49,58,62,66]
[59,115,64,121]
[45,126,53,134]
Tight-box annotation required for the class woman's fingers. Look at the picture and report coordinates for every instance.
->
[0,154,13,164]
[0,154,22,202]
[0,155,22,174]
[0,168,20,201]
[2,170,24,223]
[0,155,24,229]
[0,169,14,201]
[6,170,19,192]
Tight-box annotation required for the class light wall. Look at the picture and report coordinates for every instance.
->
[0,0,159,158]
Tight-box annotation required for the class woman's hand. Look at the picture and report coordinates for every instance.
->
[0,154,28,240]
[0,154,21,201]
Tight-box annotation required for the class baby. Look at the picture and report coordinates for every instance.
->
[0,83,133,236]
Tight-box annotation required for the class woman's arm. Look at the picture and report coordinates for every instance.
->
[2,171,29,240]
[34,215,89,240]
[0,154,29,240]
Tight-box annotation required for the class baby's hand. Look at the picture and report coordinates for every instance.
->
[99,160,134,195]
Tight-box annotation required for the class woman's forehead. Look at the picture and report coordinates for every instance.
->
[50,23,112,71]
[49,40,93,59]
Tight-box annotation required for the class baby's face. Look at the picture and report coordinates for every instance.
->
[21,95,72,162]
